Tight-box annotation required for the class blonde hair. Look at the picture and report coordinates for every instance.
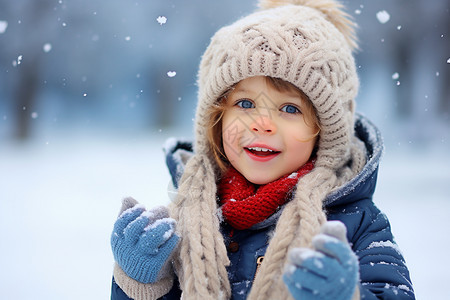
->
[206,76,321,172]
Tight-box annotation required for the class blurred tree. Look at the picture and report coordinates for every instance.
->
[0,0,57,139]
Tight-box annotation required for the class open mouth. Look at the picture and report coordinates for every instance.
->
[244,146,281,161]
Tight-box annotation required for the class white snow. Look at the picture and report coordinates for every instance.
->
[367,240,402,255]
[217,207,224,223]
[292,248,324,263]
[167,71,177,77]
[13,55,23,67]
[447,58,450,64]
[392,72,399,80]
[0,20,8,34]
[144,218,175,231]
[156,16,167,25]
[287,172,298,179]
[139,209,155,221]
[399,284,411,292]
[118,204,145,219]
[376,10,390,24]
[43,43,52,53]
[313,258,324,269]
[0,132,449,299]
[162,228,174,241]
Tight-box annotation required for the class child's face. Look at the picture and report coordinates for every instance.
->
[221,76,318,185]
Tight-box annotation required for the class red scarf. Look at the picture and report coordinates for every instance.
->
[217,159,315,230]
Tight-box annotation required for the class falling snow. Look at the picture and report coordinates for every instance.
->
[156,16,167,25]
[43,43,52,53]
[167,71,177,77]
[376,10,390,24]
[0,20,8,33]
[12,55,23,67]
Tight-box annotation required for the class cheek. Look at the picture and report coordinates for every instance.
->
[221,111,251,146]
[283,124,317,159]
[286,119,318,141]
[222,113,241,157]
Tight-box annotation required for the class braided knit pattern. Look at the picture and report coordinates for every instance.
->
[169,155,231,300]
[248,168,334,300]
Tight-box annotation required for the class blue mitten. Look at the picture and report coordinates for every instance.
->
[111,197,180,284]
[283,221,359,300]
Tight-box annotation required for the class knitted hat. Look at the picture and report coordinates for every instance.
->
[170,1,367,299]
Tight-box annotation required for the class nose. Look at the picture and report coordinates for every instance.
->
[250,115,277,134]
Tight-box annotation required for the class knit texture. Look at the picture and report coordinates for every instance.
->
[167,0,367,299]
[218,159,315,230]
[111,203,180,284]
[113,263,174,300]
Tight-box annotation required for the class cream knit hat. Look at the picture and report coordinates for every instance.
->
[170,1,367,299]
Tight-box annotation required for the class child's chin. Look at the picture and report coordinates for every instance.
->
[246,174,278,185]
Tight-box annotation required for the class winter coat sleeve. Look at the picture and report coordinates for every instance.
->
[328,199,415,299]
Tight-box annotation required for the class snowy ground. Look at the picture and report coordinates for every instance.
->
[0,130,449,299]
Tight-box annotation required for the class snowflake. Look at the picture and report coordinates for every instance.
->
[376,10,390,24]
[156,16,167,26]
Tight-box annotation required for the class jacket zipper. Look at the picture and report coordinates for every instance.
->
[253,256,264,283]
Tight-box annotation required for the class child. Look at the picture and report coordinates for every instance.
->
[110,0,415,299]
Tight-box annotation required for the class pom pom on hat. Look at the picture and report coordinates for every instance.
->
[258,0,358,51]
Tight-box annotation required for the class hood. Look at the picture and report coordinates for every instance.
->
[324,113,384,207]
[163,113,383,208]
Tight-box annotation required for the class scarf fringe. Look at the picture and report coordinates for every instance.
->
[169,155,231,300]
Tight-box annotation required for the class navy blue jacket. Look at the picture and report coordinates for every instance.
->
[111,114,415,299]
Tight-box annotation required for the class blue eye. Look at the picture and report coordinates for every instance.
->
[281,104,300,114]
[236,99,255,109]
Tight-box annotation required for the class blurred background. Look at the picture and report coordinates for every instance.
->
[0,0,449,299]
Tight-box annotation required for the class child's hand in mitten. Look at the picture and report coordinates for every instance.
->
[283,221,359,300]
[111,197,180,284]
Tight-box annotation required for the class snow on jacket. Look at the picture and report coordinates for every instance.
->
[111,114,415,299]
